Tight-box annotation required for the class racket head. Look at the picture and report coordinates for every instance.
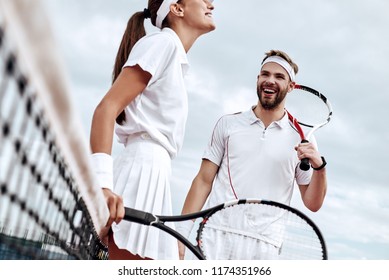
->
[196,199,327,260]
[286,84,332,135]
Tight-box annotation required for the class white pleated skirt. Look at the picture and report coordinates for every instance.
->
[111,134,178,260]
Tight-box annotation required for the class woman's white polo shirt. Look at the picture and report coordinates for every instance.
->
[115,28,189,159]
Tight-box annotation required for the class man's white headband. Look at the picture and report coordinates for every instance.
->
[156,0,214,29]
[261,56,296,82]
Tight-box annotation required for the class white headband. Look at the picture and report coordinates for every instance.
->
[261,56,296,82]
[156,0,178,29]
[155,0,214,29]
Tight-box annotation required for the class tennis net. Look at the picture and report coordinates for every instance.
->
[0,0,109,259]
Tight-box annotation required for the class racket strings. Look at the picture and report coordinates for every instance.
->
[280,213,325,259]
[198,203,325,260]
[286,86,331,130]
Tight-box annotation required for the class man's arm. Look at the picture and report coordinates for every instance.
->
[296,142,327,212]
[178,159,219,259]
[298,168,327,212]
[181,159,219,215]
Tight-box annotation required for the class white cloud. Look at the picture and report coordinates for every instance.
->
[41,0,389,260]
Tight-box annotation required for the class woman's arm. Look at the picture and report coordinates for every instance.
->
[90,65,151,227]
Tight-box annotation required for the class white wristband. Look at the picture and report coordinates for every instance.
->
[90,153,114,190]
[175,219,195,240]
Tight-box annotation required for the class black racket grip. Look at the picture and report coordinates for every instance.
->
[124,207,156,225]
[299,139,311,171]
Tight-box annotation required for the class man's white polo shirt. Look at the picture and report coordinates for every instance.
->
[203,107,315,208]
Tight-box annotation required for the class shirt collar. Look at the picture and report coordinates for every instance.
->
[162,28,189,73]
[274,111,290,128]
[244,106,290,128]
[244,106,259,125]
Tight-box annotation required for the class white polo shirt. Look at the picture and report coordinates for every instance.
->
[115,28,189,158]
[203,107,315,208]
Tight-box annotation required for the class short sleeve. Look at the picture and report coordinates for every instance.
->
[124,32,175,77]
[202,116,228,166]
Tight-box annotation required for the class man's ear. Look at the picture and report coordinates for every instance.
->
[288,81,296,93]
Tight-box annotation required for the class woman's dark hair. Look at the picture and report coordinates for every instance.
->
[113,0,175,124]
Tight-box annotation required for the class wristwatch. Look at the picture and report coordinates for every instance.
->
[313,156,327,171]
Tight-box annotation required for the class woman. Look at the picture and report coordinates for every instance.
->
[90,0,216,260]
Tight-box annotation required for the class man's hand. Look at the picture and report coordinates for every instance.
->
[178,241,186,260]
[295,142,323,168]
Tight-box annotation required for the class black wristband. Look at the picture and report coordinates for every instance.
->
[313,156,327,171]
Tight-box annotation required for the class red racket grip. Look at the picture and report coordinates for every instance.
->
[299,139,311,171]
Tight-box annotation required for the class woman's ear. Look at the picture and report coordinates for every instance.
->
[170,3,184,18]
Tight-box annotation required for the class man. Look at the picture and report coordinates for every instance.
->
[177,50,327,259]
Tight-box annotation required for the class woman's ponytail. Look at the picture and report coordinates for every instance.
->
[114,12,147,124]
[113,1,166,125]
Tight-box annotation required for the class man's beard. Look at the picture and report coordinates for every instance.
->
[257,84,288,110]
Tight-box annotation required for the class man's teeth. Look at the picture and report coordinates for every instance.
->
[264,89,275,93]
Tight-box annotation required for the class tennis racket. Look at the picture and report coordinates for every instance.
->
[124,199,328,260]
[286,84,332,170]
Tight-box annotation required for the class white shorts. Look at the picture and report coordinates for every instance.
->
[111,133,178,260]
[200,227,281,260]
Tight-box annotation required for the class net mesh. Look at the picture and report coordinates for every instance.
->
[0,0,108,259]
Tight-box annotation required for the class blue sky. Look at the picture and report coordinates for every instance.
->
[43,0,389,260]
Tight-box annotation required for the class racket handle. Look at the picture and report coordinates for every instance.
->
[299,139,311,171]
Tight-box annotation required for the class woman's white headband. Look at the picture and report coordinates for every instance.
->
[156,0,178,29]
[156,0,214,29]
[261,56,296,82]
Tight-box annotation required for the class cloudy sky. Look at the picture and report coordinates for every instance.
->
[41,0,389,260]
